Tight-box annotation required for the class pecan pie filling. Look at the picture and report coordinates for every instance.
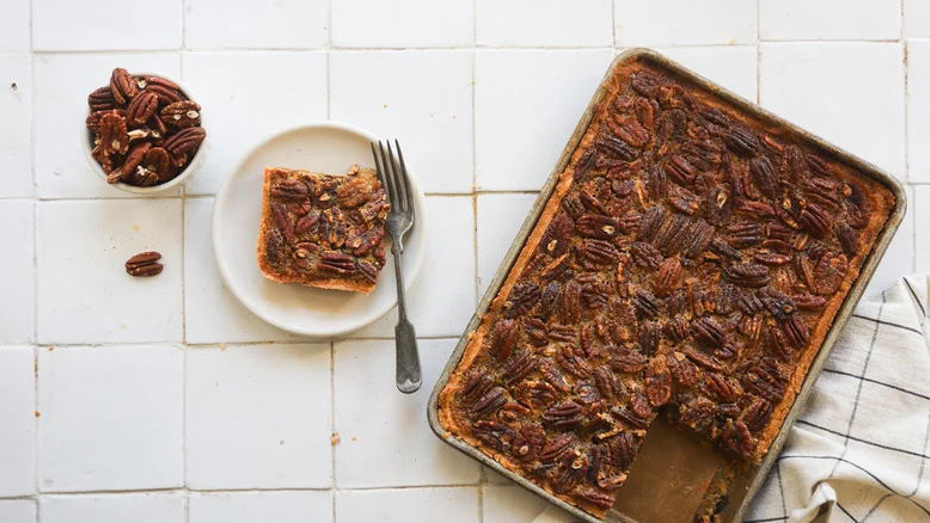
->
[438,58,894,518]
[256,165,390,293]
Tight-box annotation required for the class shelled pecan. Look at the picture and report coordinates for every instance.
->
[86,68,205,187]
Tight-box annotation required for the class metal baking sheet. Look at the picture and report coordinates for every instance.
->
[427,48,906,522]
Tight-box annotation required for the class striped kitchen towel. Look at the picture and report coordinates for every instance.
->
[533,274,930,522]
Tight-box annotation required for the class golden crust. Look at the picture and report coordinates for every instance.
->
[438,55,895,519]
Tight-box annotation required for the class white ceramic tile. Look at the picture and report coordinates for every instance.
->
[181,52,327,195]
[37,346,184,492]
[484,466,515,485]
[759,42,906,178]
[336,488,479,523]
[0,201,34,344]
[653,45,758,102]
[184,198,297,343]
[350,196,475,338]
[0,347,35,497]
[330,51,474,194]
[33,0,181,50]
[186,344,332,489]
[333,339,480,487]
[34,54,181,199]
[482,485,550,523]
[908,40,930,183]
[0,55,32,197]
[40,493,185,523]
[905,0,930,37]
[185,0,327,49]
[190,491,333,523]
[866,188,914,298]
[332,0,473,48]
[760,0,900,41]
[915,186,930,274]
[0,0,29,51]
[36,199,182,344]
[615,0,757,46]
[475,49,614,191]
[476,193,536,295]
[0,500,36,523]
[476,0,613,48]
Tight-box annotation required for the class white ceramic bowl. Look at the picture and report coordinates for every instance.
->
[212,121,427,338]
[82,72,205,194]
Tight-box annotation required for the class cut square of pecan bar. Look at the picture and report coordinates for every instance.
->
[256,165,390,293]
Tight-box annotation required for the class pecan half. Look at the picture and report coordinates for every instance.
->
[125,251,163,277]
[126,91,159,126]
[160,100,202,128]
[109,67,138,105]
[162,126,206,166]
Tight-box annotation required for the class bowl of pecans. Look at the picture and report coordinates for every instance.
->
[83,68,206,193]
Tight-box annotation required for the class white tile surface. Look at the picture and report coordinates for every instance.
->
[476,193,537,295]
[186,344,332,489]
[0,0,29,51]
[476,0,613,48]
[37,346,184,492]
[908,40,930,183]
[190,491,333,523]
[0,347,35,497]
[336,488,479,523]
[759,42,906,178]
[40,493,185,523]
[0,201,34,344]
[615,0,757,46]
[185,0,327,49]
[33,0,182,51]
[482,485,550,523]
[36,199,183,344]
[0,55,32,197]
[34,53,182,199]
[333,339,480,488]
[330,50,474,194]
[905,0,930,37]
[915,186,930,274]
[760,0,900,41]
[181,52,327,195]
[350,196,475,338]
[475,49,614,191]
[332,0,474,48]
[0,500,36,523]
[654,45,758,102]
[184,198,297,343]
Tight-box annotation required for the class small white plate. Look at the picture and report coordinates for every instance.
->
[213,122,427,337]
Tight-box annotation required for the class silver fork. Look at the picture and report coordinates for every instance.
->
[371,139,421,394]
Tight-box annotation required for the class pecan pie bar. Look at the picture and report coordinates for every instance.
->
[257,165,389,293]
[437,56,895,518]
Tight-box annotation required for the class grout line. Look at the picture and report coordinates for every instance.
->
[472,194,480,305]
[758,38,905,44]
[330,339,337,523]
[37,487,186,496]
[756,0,762,105]
[27,39,930,57]
[330,339,337,489]
[181,345,190,515]
[325,50,332,120]
[611,0,617,48]
[33,345,40,506]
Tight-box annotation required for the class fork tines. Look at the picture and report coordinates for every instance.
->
[370,139,414,215]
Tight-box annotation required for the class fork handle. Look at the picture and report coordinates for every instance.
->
[391,246,421,393]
